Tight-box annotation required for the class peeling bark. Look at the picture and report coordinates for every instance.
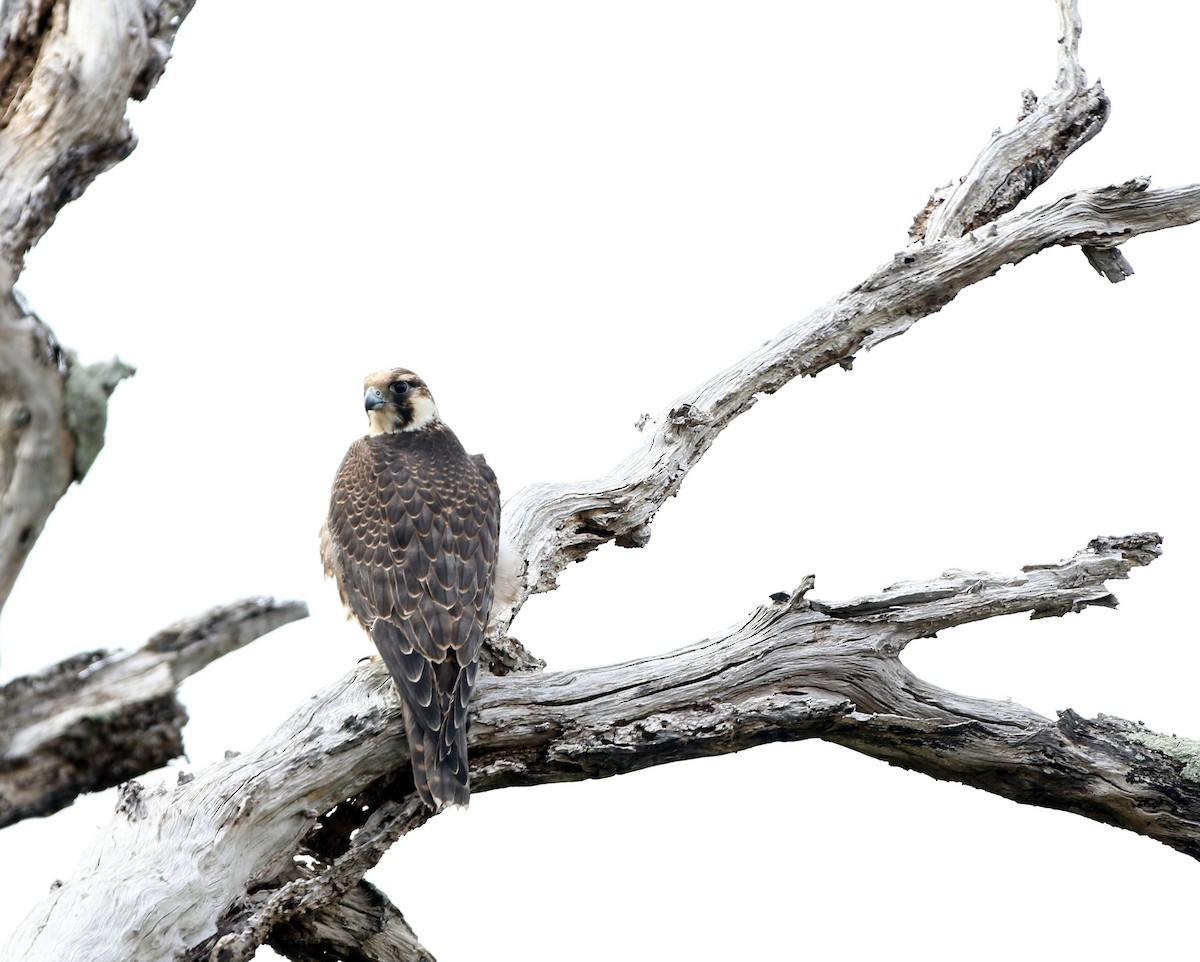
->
[0,597,307,827]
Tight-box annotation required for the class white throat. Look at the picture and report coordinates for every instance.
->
[403,394,439,431]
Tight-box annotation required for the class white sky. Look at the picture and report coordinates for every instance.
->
[2,1,1198,959]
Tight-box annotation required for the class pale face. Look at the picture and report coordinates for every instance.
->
[363,368,440,435]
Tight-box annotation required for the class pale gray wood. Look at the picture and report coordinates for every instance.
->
[0,597,307,827]
[195,797,436,962]
[3,1,1200,959]
[0,294,72,617]
[0,0,194,265]
[916,0,1107,244]
[495,177,1200,636]
[10,535,1198,961]
[491,0,1199,643]
[0,0,194,618]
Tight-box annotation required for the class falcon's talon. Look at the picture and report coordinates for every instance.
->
[321,368,500,810]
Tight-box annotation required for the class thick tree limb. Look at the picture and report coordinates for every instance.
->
[0,298,135,616]
[0,0,195,619]
[0,596,307,827]
[0,0,195,266]
[4,2,1196,960]
[496,177,1200,633]
[0,291,71,616]
[10,535,1196,961]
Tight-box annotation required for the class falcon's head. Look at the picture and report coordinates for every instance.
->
[363,368,440,435]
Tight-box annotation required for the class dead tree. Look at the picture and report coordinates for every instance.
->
[2,1,1198,960]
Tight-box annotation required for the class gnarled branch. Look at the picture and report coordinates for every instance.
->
[5,0,1199,959]
[9,535,1196,960]
[913,0,1107,243]
[0,597,307,827]
[0,0,196,620]
[492,0,1197,638]
[497,177,1200,633]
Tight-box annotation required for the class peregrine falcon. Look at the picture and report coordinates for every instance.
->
[321,368,500,809]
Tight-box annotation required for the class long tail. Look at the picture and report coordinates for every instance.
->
[398,700,470,810]
[371,619,474,810]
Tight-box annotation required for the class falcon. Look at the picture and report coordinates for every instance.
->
[320,368,500,809]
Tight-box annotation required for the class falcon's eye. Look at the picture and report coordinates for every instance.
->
[391,381,410,396]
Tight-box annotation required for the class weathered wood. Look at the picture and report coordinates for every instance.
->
[204,797,435,962]
[0,597,307,827]
[3,0,1199,959]
[0,306,135,618]
[914,0,1108,244]
[0,0,195,619]
[0,293,71,617]
[496,176,1200,635]
[10,535,1196,961]
[1082,244,1136,282]
[270,881,436,962]
[0,0,195,266]
[491,0,1196,645]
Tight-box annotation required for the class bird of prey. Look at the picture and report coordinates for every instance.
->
[321,368,500,809]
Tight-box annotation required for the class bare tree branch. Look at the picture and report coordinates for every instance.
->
[497,178,1200,633]
[204,797,436,962]
[491,0,1194,642]
[913,0,1107,244]
[10,535,1196,961]
[0,0,196,620]
[0,597,307,828]
[3,1,1197,959]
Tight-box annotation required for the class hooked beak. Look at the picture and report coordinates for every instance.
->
[364,386,388,411]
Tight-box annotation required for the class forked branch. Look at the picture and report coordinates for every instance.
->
[497,179,1200,633]
[4,1,1199,960]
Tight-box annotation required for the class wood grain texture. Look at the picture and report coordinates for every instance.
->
[491,1,1197,640]
[496,177,1200,635]
[0,0,194,619]
[10,536,1197,961]
[0,292,70,616]
[0,597,307,827]
[915,0,1107,243]
[269,881,436,962]
[4,0,1200,958]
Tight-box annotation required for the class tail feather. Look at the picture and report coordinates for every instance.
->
[400,701,470,810]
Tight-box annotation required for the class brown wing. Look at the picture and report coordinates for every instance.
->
[324,428,499,808]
